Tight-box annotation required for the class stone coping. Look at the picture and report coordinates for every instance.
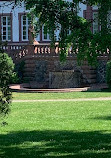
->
[9,83,108,93]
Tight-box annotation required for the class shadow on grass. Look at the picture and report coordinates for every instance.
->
[0,130,111,158]
[92,115,111,121]
[84,89,111,93]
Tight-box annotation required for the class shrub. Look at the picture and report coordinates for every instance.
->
[14,61,25,83]
[106,60,111,89]
[10,72,19,84]
[0,52,14,116]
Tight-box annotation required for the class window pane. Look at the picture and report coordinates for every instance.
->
[8,36,11,40]
[43,26,47,34]
[23,31,26,36]
[23,15,26,20]
[44,34,47,39]
[3,32,6,35]
[23,35,26,40]
[3,36,6,40]
[23,20,26,25]
[3,17,6,25]
[3,27,6,31]
[28,18,31,25]
[43,25,48,39]
[107,11,111,30]
[8,27,11,31]
[8,17,11,25]
[23,26,26,31]
[3,16,6,21]
[93,12,99,33]
[8,31,11,36]
[3,22,6,25]
[3,17,6,21]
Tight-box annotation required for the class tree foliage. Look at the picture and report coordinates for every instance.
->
[0,49,14,117]
[106,60,111,89]
[16,0,111,65]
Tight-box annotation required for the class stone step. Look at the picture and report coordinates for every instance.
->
[29,81,48,89]
[25,60,36,64]
[24,63,35,68]
[82,69,96,74]
[82,78,97,84]
[24,72,35,77]
[85,74,97,79]
[23,77,34,81]
[24,68,35,72]
[81,65,96,70]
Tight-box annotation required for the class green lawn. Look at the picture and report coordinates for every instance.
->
[12,91,111,100]
[1,100,111,158]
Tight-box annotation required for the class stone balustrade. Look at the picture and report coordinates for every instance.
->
[2,43,77,57]
[2,42,110,64]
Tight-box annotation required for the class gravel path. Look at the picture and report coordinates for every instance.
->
[13,97,111,102]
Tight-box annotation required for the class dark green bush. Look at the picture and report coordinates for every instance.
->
[106,60,111,89]
[14,61,25,83]
[10,72,19,84]
[0,52,14,116]
[0,53,14,86]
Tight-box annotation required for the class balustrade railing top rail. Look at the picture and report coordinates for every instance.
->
[2,43,28,50]
[2,43,110,58]
[2,43,76,56]
[33,44,77,56]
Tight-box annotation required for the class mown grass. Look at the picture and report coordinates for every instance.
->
[12,91,111,100]
[1,100,111,157]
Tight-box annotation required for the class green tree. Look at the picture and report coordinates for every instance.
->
[15,0,111,65]
[0,47,14,116]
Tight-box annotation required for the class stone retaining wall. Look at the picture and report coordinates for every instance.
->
[23,55,97,88]
[4,44,110,87]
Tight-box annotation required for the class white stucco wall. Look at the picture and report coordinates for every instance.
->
[12,3,27,42]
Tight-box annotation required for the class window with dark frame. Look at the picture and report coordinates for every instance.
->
[93,12,99,34]
[21,15,31,41]
[1,16,11,41]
